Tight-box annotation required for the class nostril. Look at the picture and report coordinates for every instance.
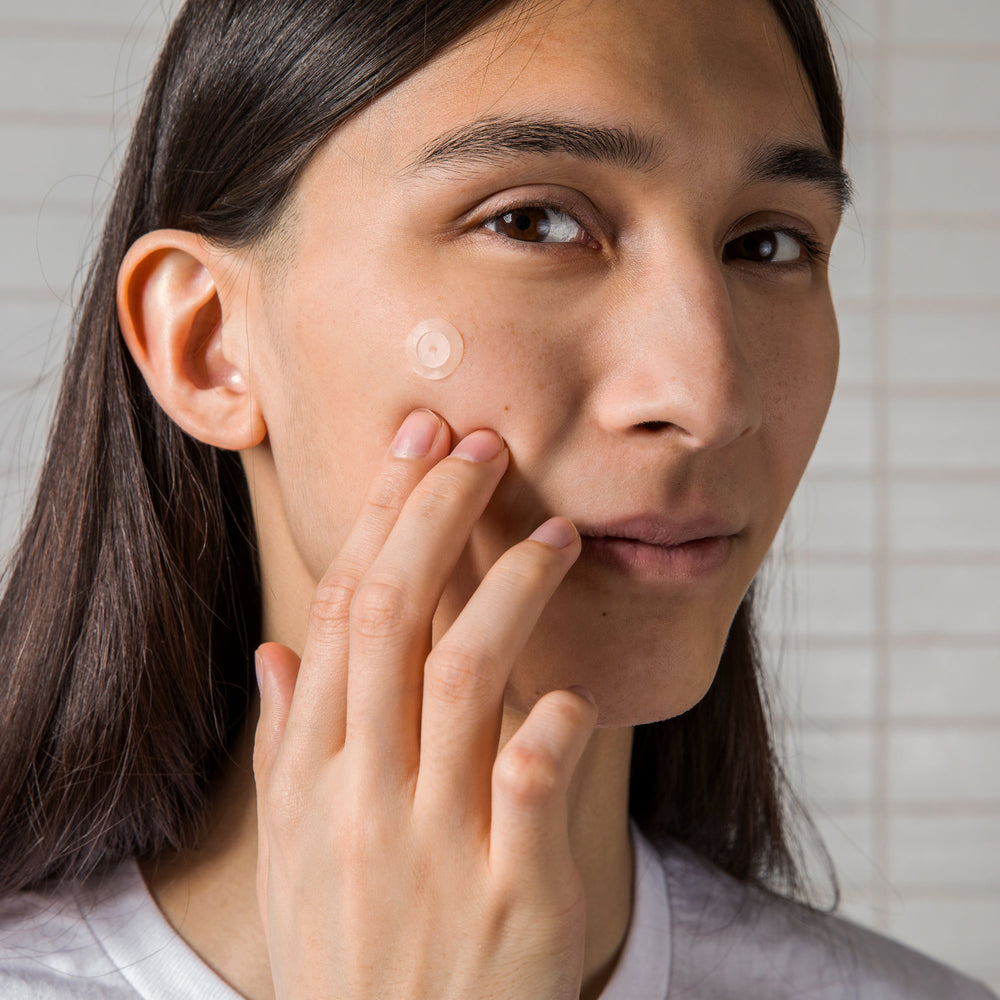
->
[636,420,671,432]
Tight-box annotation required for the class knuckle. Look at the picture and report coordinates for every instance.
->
[424,645,499,705]
[251,736,271,778]
[367,462,412,513]
[495,550,550,593]
[537,690,589,730]
[494,742,562,809]
[261,760,309,836]
[308,571,357,630]
[349,577,411,638]
[410,467,469,521]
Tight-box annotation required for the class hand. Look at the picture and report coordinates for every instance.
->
[253,409,599,999]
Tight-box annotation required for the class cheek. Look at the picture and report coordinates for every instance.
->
[251,286,408,578]
[251,257,579,579]
[756,301,839,499]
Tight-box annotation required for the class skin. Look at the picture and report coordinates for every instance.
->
[119,0,843,996]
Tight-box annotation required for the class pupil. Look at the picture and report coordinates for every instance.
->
[499,208,552,241]
[758,237,775,259]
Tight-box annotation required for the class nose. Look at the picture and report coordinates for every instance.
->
[591,253,762,450]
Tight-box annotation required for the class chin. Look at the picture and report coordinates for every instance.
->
[503,596,733,729]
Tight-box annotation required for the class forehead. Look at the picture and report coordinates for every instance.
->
[328,0,825,174]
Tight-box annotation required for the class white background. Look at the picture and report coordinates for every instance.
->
[0,0,998,991]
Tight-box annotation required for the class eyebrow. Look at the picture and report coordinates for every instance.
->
[411,114,852,212]
[412,115,664,174]
[745,141,853,213]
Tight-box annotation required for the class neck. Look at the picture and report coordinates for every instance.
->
[143,705,635,1000]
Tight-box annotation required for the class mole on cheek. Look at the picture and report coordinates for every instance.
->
[406,318,464,380]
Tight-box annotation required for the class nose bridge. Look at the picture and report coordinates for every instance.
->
[593,245,762,449]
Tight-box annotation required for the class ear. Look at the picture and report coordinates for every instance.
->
[117,229,266,450]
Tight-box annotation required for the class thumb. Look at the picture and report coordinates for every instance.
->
[252,641,302,792]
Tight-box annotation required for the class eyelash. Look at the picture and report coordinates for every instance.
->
[480,199,828,267]
[727,224,829,268]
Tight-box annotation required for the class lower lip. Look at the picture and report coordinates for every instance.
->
[578,535,733,579]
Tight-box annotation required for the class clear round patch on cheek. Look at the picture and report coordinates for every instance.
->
[406,318,464,381]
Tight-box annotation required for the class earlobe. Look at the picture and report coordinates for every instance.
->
[117,229,266,451]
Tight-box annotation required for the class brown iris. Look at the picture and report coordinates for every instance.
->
[491,207,555,242]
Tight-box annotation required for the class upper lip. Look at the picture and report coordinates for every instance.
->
[574,514,743,548]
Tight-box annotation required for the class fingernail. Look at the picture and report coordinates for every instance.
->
[569,685,597,706]
[451,429,504,463]
[528,517,578,549]
[254,649,264,690]
[392,409,441,458]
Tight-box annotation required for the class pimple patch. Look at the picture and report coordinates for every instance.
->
[406,318,464,380]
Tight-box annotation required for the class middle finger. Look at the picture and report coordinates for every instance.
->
[343,428,510,781]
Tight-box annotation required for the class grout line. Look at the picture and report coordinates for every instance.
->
[833,300,991,316]
[869,0,893,934]
[0,111,117,129]
[833,383,1000,397]
[842,888,1000,909]
[0,201,103,217]
[779,552,1000,567]
[842,40,1000,59]
[804,468,1000,483]
[761,633,1000,648]
[845,213,1000,229]
[807,465,1000,478]
[836,296,1000,312]
[846,884,1000,900]
[0,290,71,304]
[849,128,1000,143]
[0,18,168,42]
[797,718,1000,732]
[811,799,1000,818]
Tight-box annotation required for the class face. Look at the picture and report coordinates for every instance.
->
[239,0,842,727]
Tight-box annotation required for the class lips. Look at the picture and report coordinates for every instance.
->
[573,515,742,578]
[575,515,741,548]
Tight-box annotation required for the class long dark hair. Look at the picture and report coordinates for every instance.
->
[0,0,845,897]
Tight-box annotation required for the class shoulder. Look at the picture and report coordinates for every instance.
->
[659,840,997,1000]
[0,862,241,1000]
[0,867,138,998]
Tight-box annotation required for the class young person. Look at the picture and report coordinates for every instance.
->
[0,0,994,996]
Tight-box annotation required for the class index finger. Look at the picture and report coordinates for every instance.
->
[282,409,451,759]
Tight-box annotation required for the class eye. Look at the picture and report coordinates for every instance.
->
[724,228,814,265]
[484,205,592,244]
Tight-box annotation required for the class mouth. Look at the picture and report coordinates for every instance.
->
[574,515,741,579]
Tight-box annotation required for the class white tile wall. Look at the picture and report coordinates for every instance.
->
[890,0,1000,46]
[835,305,876,383]
[774,643,878,719]
[890,647,1000,718]
[889,140,1000,216]
[889,311,1000,386]
[891,57,1000,133]
[0,0,998,994]
[891,899,1000,986]
[783,476,877,554]
[889,728,1000,804]
[891,565,1000,637]
[889,224,996,302]
[890,481,1000,552]
[890,813,1000,886]
[779,2,1000,992]
[809,390,879,471]
[890,396,1000,470]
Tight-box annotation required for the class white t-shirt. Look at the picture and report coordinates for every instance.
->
[0,826,994,998]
